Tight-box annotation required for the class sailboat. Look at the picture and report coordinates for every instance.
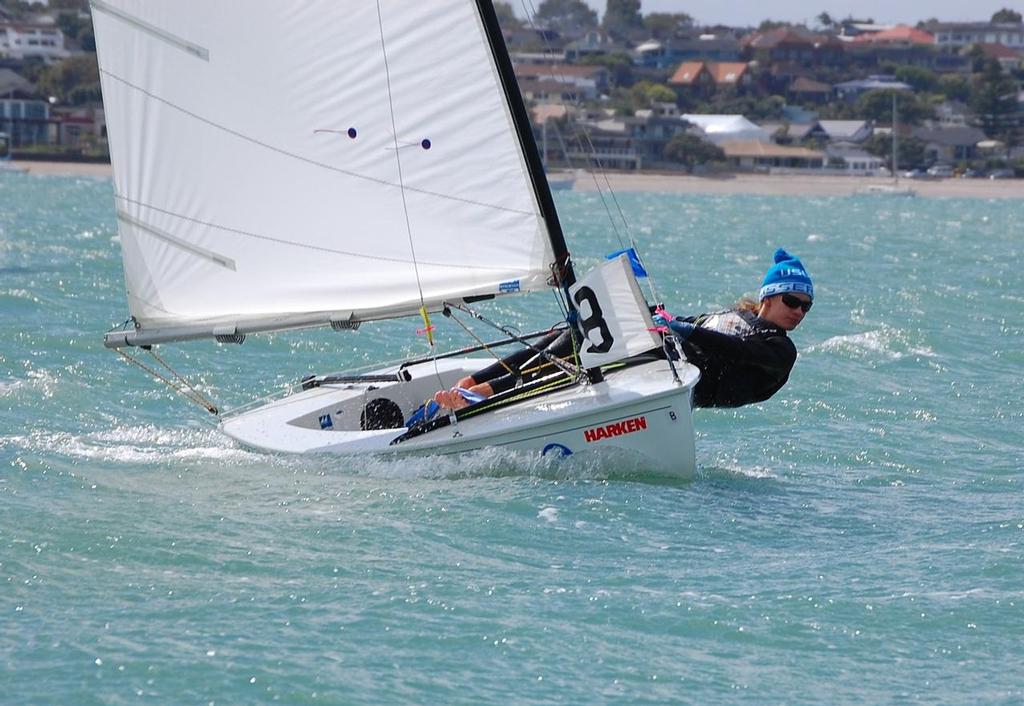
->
[859,92,915,197]
[91,0,699,476]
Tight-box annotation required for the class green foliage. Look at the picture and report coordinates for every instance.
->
[602,0,643,39]
[533,0,598,32]
[35,55,101,106]
[991,8,1022,23]
[643,13,694,39]
[969,59,1019,140]
[862,133,927,170]
[663,133,725,168]
[894,66,938,93]
[817,12,835,28]
[938,74,970,102]
[757,19,792,31]
[697,94,786,121]
[577,52,634,87]
[629,80,676,109]
[965,45,988,73]
[856,90,934,125]
[493,2,522,30]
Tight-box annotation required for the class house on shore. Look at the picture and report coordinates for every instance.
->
[668,61,752,98]
[718,140,825,171]
[911,125,988,165]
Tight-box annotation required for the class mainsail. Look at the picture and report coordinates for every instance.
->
[94,1,563,346]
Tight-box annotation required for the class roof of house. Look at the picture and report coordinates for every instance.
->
[669,61,748,85]
[531,104,571,123]
[976,42,1023,59]
[924,20,1024,32]
[719,140,825,159]
[789,76,831,93]
[825,142,881,160]
[707,62,748,85]
[759,121,818,140]
[741,27,841,50]
[513,64,607,80]
[816,120,870,139]
[517,79,582,95]
[668,61,707,85]
[682,114,772,143]
[911,126,988,146]
[834,77,912,92]
[0,68,35,96]
[852,25,935,45]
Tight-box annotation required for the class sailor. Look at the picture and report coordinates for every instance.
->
[653,247,813,408]
[432,328,575,410]
[434,247,813,411]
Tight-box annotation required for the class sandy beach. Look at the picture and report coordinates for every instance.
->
[568,170,1024,199]
[11,160,1023,199]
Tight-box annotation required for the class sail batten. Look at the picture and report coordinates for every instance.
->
[95,1,557,345]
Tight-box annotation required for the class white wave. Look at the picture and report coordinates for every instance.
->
[4,422,694,483]
[0,288,42,302]
[807,328,935,361]
[538,506,559,523]
[0,378,23,396]
[701,457,778,480]
[6,425,263,466]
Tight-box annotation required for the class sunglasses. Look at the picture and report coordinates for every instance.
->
[780,293,813,313]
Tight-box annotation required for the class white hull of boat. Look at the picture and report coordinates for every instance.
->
[546,171,576,191]
[221,356,699,477]
[858,183,916,197]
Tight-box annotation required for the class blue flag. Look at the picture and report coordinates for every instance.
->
[606,247,648,278]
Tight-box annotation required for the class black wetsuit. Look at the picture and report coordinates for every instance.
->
[676,309,797,408]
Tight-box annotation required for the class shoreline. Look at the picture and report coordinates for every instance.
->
[567,170,1024,199]
[10,160,1023,199]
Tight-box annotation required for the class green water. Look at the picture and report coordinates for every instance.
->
[2,173,1022,704]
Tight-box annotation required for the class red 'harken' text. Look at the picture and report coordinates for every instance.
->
[583,416,648,443]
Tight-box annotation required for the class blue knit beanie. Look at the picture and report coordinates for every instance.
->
[760,248,813,301]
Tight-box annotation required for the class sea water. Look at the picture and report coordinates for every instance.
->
[1,172,1022,705]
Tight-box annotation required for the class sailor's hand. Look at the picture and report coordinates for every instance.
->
[656,316,694,341]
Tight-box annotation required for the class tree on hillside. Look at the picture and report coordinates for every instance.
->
[938,74,970,102]
[629,80,677,110]
[991,8,1022,23]
[894,66,938,93]
[36,55,101,105]
[817,12,835,29]
[578,51,634,87]
[534,0,598,33]
[644,13,695,40]
[663,133,725,170]
[700,94,786,121]
[757,20,792,31]
[862,133,926,171]
[970,58,1019,141]
[856,90,934,125]
[602,0,643,40]
[49,0,90,10]
[493,2,523,30]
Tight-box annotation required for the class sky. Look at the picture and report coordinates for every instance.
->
[571,0,1020,27]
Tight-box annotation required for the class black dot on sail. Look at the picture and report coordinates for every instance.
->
[421,139,431,150]
[347,127,357,139]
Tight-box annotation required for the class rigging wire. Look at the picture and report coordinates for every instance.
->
[445,301,584,381]
[374,1,447,392]
[115,347,220,417]
[515,0,664,307]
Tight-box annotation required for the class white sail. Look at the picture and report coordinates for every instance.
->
[93,0,556,346]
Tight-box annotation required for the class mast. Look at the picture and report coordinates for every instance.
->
[892,92,899,187]
[474,0,576,288]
